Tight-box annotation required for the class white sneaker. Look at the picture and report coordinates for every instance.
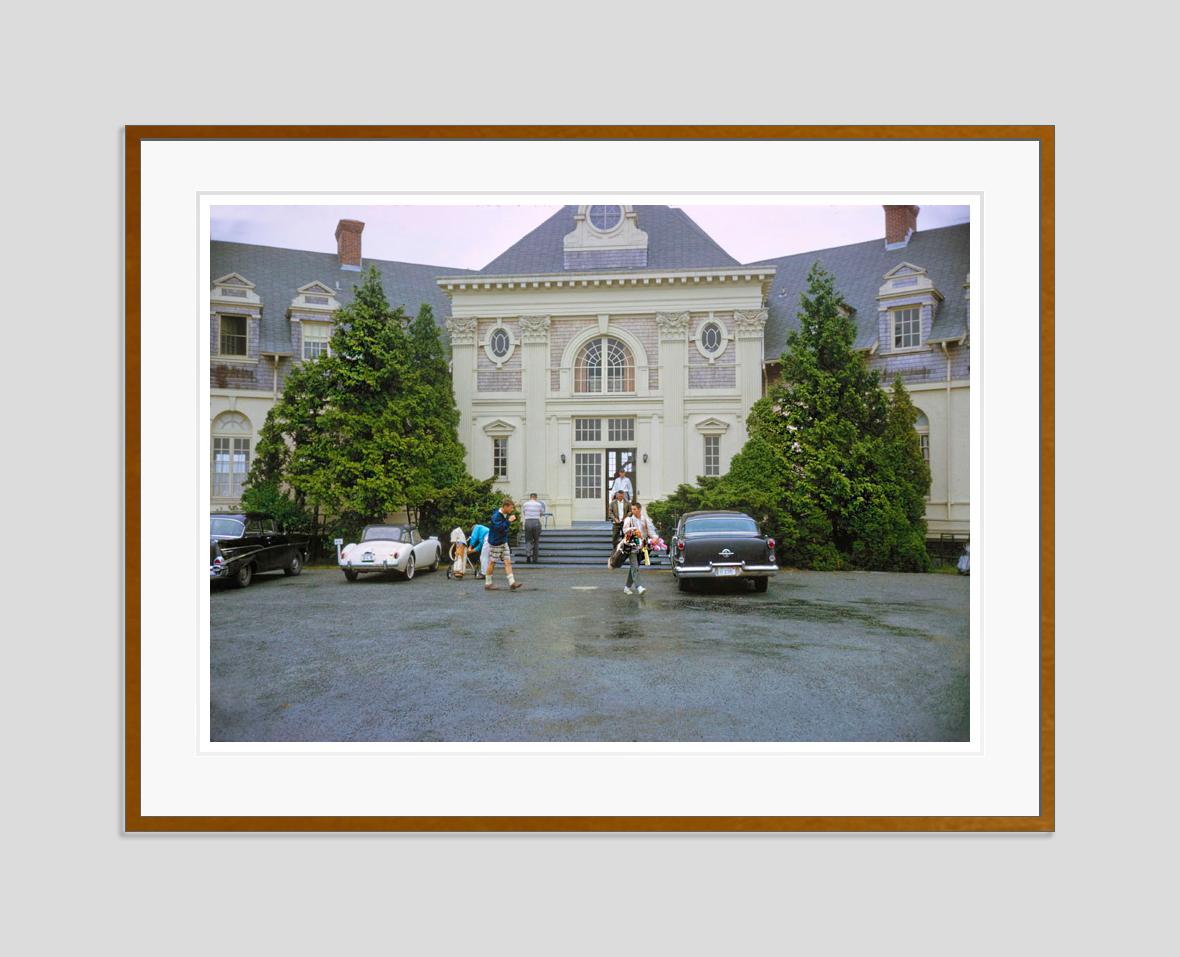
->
[637,586,647,595]
[623,586,633,594]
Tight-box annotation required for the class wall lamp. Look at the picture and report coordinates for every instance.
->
[560,453,566,464]
[642,453,648,463]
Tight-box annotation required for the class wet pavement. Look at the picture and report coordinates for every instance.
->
[211,565,969,742]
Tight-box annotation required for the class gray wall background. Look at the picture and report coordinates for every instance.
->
[5,1,1170,953]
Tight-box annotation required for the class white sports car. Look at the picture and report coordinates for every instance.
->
[339,524,442,582]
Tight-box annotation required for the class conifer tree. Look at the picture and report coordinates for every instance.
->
[247,267,471,535]
[649,262,932,571]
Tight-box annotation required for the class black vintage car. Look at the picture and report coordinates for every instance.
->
[209,512,310,588]
[670,510,778,592]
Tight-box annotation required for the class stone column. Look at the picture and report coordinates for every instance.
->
[445,317,478,474]
[732,309,767,444]
[656,312,690,493]
[520,315,551,501]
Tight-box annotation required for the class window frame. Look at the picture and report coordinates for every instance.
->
[703,434,721,477]
[218,314,249,357]
[573,335,636,395]
[301,321,332,361]
[492,436,508,478]
[891,305,922,351]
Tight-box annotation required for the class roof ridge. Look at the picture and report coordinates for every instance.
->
[209,238,474,274]
[746,221,970,267]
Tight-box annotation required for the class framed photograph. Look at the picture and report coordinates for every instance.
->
[125,125,1053,831]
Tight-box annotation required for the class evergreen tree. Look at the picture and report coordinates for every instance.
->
[648,262,932,571]
[246,267,472,535]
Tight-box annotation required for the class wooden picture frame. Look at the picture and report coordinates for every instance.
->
[125,125,1053,832]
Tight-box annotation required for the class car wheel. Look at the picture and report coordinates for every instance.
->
[343,569,359,582]
[284,552,303,577]
[233,564,254,589]
[677,576,689,592]
[752,576,769,593]
[429,547,440,572]
[403,553,416,581]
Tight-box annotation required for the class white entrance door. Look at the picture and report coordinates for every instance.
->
[573,451,604,521]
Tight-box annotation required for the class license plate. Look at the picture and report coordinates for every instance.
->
[362,552,374,562]
[714,567,738,577]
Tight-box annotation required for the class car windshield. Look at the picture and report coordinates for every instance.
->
[210,517,245,538]
[684,516,759,536]
[362,525,405,542]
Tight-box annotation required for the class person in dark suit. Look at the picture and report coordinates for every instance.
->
[608,488,628,548]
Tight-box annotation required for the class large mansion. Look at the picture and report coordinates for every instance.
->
[210,205,969,537]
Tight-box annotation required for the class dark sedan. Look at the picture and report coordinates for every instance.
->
[670,510,778,592]
[210,512,309,588]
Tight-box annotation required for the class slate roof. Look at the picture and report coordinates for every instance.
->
[478,205,740,275]
[212,214,969,360]
[752,222,971,361]
[210,241,473,354]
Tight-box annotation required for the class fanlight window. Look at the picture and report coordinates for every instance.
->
[574,336,635,394]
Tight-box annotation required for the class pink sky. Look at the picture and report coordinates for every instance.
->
[211,204,969,270]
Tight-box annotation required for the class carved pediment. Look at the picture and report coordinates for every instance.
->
[213,272,255,289]
[694,417,730,434]
[481,418,516,436]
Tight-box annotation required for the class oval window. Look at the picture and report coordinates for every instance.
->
[490,328,510,359]
[700,322,723,353]
[588,205,623,231]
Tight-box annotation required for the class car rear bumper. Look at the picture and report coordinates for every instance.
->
[673,563,778,579]
[341,559,400,572]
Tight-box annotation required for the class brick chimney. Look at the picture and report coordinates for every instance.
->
[883,205,919,249]
[335,219,364,270]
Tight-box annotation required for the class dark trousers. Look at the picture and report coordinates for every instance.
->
[612,521,624,549]
[524,519,541,561]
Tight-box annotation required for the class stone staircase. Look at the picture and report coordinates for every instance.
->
[530,521,615,568]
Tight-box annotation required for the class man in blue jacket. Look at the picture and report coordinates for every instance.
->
[485,499,522,590]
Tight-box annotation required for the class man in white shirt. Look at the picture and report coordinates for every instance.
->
[521,492,546,563]
[620,501,653,595]
[608,468,633,504]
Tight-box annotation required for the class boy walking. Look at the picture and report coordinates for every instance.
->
[485,499,523,591]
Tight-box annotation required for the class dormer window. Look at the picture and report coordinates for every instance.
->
[892,307,921,350]
[877,263,942,354]
[563,205,649,269]
[219,315,248,356]
[588,205,623,232]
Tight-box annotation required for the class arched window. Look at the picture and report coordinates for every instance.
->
[574,336,635,394]
[211,411,252,499]
[914,411,930,463]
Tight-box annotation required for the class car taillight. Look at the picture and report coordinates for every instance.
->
[767,538,776,551]
[677,539,685,551]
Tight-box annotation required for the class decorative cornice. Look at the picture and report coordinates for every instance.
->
[445,316,478,345]
[733,309,768,337]
[656,312,691,339]
[519,315,551,343]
